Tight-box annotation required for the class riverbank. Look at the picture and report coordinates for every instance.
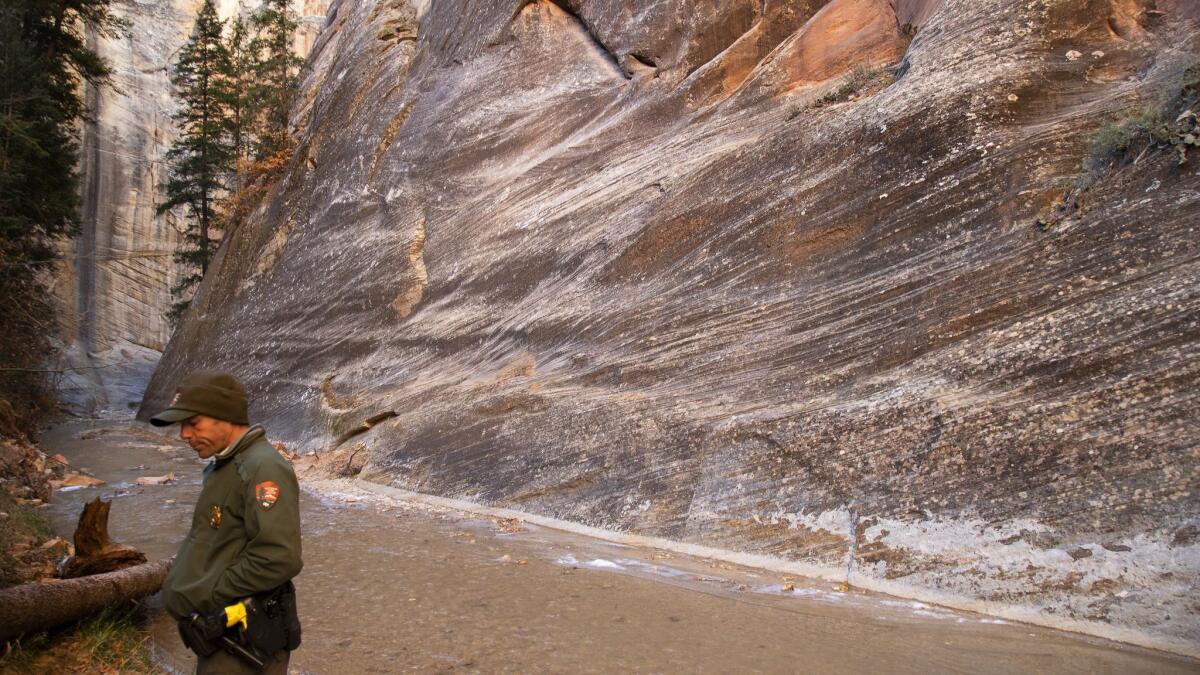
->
[37,418,1200,674]
[0,425,161,673]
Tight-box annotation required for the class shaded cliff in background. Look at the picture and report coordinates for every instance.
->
[54,0,328,415]
[145,0,1200,654]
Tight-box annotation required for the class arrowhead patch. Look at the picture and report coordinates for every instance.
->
[255,481,280,510]
[209,505,221,528]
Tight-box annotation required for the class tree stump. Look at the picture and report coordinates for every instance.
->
[0,497,170,643]
[61,497,147,578]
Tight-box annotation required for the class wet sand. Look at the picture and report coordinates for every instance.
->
[40,420,1198,674]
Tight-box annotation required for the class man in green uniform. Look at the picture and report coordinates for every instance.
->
[150,371,302,674]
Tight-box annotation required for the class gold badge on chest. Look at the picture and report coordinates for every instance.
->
[209,505,222,529]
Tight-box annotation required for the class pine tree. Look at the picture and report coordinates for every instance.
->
[249,0,303,159]
[0,0,122,252]
[222,13,258,182]
[0,0,123,425]
[158,0,232,322]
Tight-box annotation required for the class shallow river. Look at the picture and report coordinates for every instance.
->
[39,420,1196,674]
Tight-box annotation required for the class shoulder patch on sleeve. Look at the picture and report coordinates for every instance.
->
[255,481,281,510]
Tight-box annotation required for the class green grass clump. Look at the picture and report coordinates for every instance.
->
[1039,61,1199,230]
[1083,108,1172,175]
[0,604,158,674]
[76,605,156,672]
[816,61,885,106]
[1082,61,1200,180]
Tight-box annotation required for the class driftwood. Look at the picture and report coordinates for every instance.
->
[0,497,170,643]
[61,497,147,578]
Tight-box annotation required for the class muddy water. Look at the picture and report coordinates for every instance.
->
[40,421,1195,674]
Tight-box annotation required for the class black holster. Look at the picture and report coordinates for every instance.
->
[241,580,302,655]
[177,581,301,666]
[177,611,224,657]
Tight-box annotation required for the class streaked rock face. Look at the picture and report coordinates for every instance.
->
[56,0,328,415]
[145,0,1200,652]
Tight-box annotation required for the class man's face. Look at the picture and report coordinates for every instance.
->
[179,414,236,458]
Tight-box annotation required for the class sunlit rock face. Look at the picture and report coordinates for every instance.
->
[55,0,328,415]
[145,0,1200,652]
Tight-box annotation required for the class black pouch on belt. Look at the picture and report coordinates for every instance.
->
[242,580,302,654]
[177,612,224,657]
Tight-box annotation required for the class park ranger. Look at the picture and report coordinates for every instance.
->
[150,371,302,674]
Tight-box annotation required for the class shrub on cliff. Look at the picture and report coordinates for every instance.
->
[1084,63,1200,177]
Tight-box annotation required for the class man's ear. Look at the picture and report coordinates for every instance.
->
[228,422,242,446]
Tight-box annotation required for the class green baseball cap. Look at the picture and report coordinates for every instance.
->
[150,371,249,426]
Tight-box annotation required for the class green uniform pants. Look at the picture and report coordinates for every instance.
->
[196,648,289,674]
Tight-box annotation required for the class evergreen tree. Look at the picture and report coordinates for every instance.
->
[249,0,302,159]
[0,0,123,425]
[0,0,122,254]
[222,13,258,181]
[158,0,232,322]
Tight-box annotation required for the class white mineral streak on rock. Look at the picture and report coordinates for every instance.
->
[775,508,855,538]
[862,515,1200,654]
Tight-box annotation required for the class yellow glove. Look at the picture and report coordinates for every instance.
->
[224,601,248,630]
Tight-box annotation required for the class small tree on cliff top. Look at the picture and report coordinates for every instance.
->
[249,0,303,160]
[158,0,232,322]
[222,13,258,183]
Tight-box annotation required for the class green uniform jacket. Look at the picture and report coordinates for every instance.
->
[163,425,302,619]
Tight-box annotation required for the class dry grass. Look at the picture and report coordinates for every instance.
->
[0,604,160,674]
[0,490,51,588]
[814,61,890,107]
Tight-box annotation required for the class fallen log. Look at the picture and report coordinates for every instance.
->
[0,497,170,643]
[0,557,171,643]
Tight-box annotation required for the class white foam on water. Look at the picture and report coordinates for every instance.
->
[881,600,931,610]
[876,599,960,621]
[555,554,626,570]
[318,491,365,505]
[913,609,958,620]
[753,583,841,601]
[613,558,694,579]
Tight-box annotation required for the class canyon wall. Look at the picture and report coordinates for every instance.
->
[55,0,328,415]
[144,0,1200,654]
